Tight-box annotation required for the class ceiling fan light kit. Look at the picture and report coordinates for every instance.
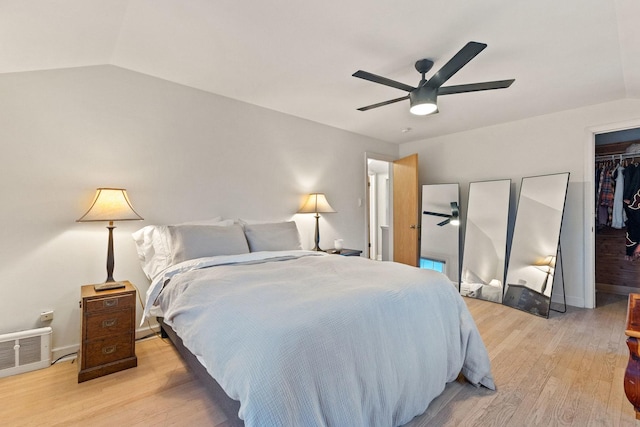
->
[409,86,438,116]
[353,41,514,116]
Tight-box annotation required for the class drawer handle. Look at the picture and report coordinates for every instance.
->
[103,299,118,308]
[102,319,117,328]
[102,345,117,355]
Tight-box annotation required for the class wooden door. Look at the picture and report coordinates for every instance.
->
[393,154,419,266]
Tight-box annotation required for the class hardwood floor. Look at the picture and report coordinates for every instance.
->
[1,292,637,426]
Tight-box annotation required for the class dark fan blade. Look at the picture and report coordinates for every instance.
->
[437,218,451,227]
[438,79,515,95]
[426,41,487,89]
[352,70,416,92]
[357,95,409,111]
[423,211,450,218]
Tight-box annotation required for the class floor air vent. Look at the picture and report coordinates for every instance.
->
[0,327,52,378]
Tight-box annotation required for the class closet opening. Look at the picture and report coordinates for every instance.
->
[594,127,640,298]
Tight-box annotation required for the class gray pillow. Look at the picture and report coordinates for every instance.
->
[243,221,302,252]
[168,224,249,265]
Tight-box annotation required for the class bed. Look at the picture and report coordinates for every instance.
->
[134,219,495,427]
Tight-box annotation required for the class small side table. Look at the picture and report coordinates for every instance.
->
[325,248,362,257]
[78,281,137,382]
[624,293,640,419]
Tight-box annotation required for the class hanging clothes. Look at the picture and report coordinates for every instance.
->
[599,167,614,226]
[624,163,640,258]
[612,164,626,229]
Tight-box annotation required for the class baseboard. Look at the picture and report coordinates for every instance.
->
[550,294,583,308]
[596,283,638,296]
[52,344,79,362]
[565,295,584,308]
[136,322,161,340]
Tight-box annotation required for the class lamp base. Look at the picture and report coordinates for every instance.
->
[94,281,127,291]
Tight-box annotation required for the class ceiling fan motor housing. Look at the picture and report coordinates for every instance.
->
[415,59,434,75]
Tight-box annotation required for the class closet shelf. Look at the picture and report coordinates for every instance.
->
[595,152,640,162]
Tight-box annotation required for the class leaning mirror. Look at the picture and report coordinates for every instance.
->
[460,179,511,303]
[420,184,460,288]
[503,172,570,318]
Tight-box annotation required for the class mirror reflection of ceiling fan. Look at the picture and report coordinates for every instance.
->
[423,202,460,226]
[353,41,514,115]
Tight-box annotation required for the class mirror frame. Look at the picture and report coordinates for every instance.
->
[460,179,511,304]
[503,172,570,318]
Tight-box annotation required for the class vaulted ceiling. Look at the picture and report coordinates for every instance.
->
[2,0,638,144]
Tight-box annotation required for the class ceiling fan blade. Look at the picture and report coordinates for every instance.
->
[352,70,416,92]
[423,210,450,218]
[357,95,409,111]
[426,41,487,89]
[438,79,515,95]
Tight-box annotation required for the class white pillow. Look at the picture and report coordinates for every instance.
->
[236,218,287,225]
[243,221,302,252]
[169,224,250,265]
[461,268,486,285]
[178,217,236,226]
[132,225,172,281]
[132,217,234,280]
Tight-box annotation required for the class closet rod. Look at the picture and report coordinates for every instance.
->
[595,152,640,162]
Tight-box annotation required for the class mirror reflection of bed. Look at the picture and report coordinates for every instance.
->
[460,180,511,303]
[420,183,460,286]
[503,173,569,317]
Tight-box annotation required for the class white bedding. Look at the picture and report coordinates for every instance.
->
[152,251,495,427]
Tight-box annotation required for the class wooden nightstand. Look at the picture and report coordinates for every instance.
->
[325,248,362,257]
[78,281,137,382]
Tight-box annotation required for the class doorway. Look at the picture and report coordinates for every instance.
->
[586,119,640,308]
[594,127,640,296]
[365,152,420,266]
[366,155,392,261]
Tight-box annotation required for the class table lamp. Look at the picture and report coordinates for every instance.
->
[534,255,556,294]
[297,193,336,251]
[77,188,143,291]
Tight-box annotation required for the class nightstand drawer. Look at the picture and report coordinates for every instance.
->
[84,334,134,368]
[85,309,133,339]
[85,293,134,313]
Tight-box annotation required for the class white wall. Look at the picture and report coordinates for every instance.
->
[400,98,640,308]
[0,65,398,357]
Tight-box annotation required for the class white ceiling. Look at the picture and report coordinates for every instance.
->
[2,0,638,144]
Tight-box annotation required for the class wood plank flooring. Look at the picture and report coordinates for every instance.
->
[1,292,636,426]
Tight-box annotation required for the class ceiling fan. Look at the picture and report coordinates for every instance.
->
[423,202,460,227]
[353,41,514,115]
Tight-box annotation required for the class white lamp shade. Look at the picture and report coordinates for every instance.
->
[297,193,336,214]
[534,255,556,269]
[77,188,143,222]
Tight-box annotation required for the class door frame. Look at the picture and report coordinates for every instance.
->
[585,118,640,308]
[364,152,396,261]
